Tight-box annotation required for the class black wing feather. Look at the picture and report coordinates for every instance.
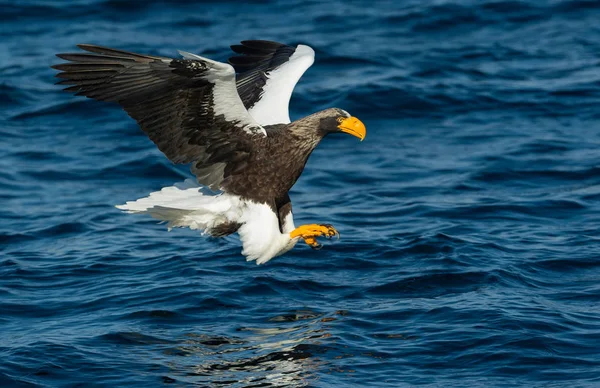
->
[52,44,264,190]
[228,40,297,109]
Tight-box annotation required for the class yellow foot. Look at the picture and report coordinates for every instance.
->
[289,224,340,250]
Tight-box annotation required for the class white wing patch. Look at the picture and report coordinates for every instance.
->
[178,50,267,136]
[248,45,315,126]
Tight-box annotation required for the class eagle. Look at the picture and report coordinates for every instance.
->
[52,40,366,264]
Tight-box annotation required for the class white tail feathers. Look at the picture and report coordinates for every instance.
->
[116,179,242,233]
[116,179,297,264]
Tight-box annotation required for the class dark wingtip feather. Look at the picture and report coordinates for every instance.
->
[55,53,118,62]
[77,44,160,61]
[240,40,287,50]
[76,43,126,55]
[55,79,76,85]
[55,53,77,61]
[51,63,124,72]
[230,44,246,54]
[228,55,268,65]
[61,85,84,92]
[231,40,291,56]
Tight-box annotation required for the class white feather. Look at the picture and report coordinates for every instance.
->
[281,211,296,233]
[116,179,241,232]
[116,180,297,264]
[177,50,267,136]
[237,202,298,264]
[248,44,315,126]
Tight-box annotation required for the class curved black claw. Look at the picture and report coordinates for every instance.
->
[319,224,340,240]
[310,242,323,250]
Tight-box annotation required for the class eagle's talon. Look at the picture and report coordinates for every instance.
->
[319,224,339,239]
[303,236,322,250]
[290,223,339,249]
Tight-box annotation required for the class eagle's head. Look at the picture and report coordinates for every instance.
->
[289,108,366,150]
[318,108,366,141]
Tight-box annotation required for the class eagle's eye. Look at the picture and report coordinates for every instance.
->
[336,117,345,123]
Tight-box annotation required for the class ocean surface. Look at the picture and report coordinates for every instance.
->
[2,0,600,386]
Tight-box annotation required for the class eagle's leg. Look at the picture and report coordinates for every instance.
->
[289,224,339,249]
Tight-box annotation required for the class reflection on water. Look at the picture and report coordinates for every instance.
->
[165,310,344,387]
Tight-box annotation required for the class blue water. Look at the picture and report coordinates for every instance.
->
[2,0,600,386]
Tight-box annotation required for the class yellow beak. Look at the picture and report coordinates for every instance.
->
[338,116,366,141]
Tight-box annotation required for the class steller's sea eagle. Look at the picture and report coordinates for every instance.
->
[52,40,366,264]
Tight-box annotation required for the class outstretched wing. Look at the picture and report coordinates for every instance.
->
[53,44,266,190]
[228,40,314,126]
